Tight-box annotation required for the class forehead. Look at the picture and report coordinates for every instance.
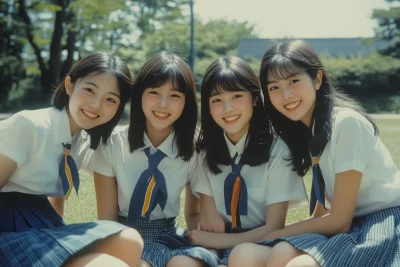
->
[266,56,305,82]
[79,72,120,93]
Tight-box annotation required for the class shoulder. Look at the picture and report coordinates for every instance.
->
[2,108,51,130]
[333,108,375,135]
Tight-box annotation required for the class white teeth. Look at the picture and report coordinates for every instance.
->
[224,115,240,122]
[285,101,301,109]
[154,111,169,117]
[82,110,98,118]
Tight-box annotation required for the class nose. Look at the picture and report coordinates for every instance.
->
[282,85,293,100]
[157,95,168,108]
[91,96,102,110]
[224,99,234,112]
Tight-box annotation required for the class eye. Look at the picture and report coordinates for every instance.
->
[290,79,300,85]
[211,98,221,103]
[268,86,278,92]
[107,98,118,104]
[148,90,158,95]
[233,94,243,99]
[84,88,94,94]
[171,93,182,98]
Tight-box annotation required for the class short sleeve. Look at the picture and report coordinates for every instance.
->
[332,110,375,175]
[190,151,213,196]
[88,143,115,177]
[265,138,308,209]
[0,113,33,165]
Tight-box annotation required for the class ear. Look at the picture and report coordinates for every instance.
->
[64,76,73,96]
[253,96,259,107]
[314,70,323,90]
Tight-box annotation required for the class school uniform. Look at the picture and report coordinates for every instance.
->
[193,132,308,265]
[259,108,400,267]
[90,126,219,267]
[0,108,128,266]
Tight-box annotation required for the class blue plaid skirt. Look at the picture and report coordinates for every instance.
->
[118,216,219,267]
[258,206,400,267]
[0,192,128,266]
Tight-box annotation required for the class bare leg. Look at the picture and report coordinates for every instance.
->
[265,241,301,267]
[286,255,321,267]
[63,253,129,267]
[64,228,143,267]
[228,243,272,267]
[166,255,203,267]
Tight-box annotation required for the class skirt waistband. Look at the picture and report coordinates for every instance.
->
[0,192,51,208]
[118,215,176,229]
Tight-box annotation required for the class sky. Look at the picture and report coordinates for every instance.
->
[194,0,394,38]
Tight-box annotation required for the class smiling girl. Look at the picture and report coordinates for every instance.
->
[90,51,218,267]
[0,52,143,266]
[188,56,307,266]
[228,40,400,267]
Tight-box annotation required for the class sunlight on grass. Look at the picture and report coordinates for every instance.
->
[65,118,400,227]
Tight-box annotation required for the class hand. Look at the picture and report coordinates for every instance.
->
[187,230,217,248]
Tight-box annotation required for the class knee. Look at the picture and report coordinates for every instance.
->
[286,255,321,267]
[267,241,300,266]
[166,255,202,267]
[118,228,144,251]
[229,243,260,266]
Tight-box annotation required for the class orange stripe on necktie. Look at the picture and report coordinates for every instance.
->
[64,155,73,199]
[231,176,241,228]
[142,174,156,216]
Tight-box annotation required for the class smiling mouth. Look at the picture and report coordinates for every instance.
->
[153,111,170,119]
[82,109,99,119]
[285,100,301,111]
[223,115,240,123]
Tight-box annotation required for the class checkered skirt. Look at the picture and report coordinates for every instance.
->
[258,206,400,267]
[118,216,219,267]
[0,192,128,266]
[0,221,128,267]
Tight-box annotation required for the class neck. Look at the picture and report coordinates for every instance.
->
[67,109,81,137]
[146,123,171,148]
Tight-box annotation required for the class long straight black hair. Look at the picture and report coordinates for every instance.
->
[128,51,198,161]
[259,40,378,176]
[52,52,132,149]
[197,56,273,174]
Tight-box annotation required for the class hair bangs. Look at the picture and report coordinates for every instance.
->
[266,55,306,83]
[209,70,248,97]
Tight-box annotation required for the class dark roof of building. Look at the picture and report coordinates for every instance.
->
[237,38,393,59]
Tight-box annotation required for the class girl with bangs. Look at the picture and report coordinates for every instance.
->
[228,40,400,267]
[90,51,219,267]
[187,57,307,266]
[0,52,143,266]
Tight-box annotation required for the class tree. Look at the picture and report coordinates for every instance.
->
[372,0,400,57]
[141,19,257,81]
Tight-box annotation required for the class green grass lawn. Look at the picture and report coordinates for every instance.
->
[64,118,400,227]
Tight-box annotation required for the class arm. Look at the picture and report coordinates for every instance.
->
[0,154,17,190]
[93,171,119,221]
[198,194,225,233]
[263,170,362,240]
[311,201,330,218]
[48,196,66,217]
[189,201,289,249]
[184,183,201,230]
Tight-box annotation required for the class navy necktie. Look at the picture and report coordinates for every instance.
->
[224,153,248,229]
[59,143,80,199]
[309,155,327,215]
[128,147,168,223]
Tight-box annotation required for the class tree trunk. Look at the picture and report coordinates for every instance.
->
[46,0,68,95]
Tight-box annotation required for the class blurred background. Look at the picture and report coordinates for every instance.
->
[1,0,400,114]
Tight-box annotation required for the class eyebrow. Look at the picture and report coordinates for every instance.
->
[267,74,299,85]
[84,82,120,98]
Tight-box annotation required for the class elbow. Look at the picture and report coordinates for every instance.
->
[330,218,352,235]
